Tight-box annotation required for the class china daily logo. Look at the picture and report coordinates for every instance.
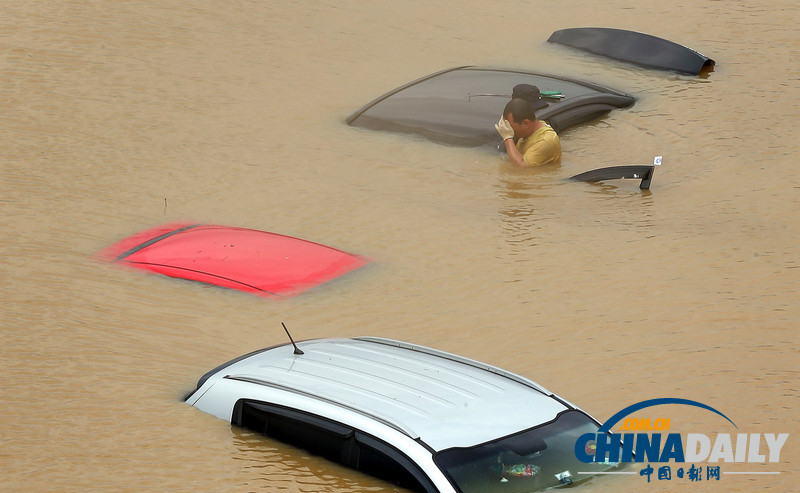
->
[575,398,788,483]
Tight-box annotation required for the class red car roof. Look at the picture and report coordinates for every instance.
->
[97,223,369,297]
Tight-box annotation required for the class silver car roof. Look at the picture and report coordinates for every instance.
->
[201,337,570,451]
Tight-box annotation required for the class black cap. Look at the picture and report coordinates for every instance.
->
[512,83,548,111]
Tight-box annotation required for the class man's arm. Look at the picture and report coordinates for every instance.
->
[495,117,528,167]
[502,138,528,167]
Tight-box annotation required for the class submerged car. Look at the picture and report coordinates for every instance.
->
[97,223,369,298]
[346,66,635,147]
[547,28,715,75]
[185,336,623,492]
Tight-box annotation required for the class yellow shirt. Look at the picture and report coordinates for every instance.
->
[516,122,561,166]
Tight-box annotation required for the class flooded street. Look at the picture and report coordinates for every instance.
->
[1,1,798,492]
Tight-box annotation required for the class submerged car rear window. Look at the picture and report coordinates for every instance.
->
[434,410,624,492]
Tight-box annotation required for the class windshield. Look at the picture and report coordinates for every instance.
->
[434,410,623,492]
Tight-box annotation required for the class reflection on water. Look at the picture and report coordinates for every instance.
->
[495,171,557,250]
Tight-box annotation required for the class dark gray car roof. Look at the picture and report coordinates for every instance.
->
[346,66,634,147]
[547,28,715,75]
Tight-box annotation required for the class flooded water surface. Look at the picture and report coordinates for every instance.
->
[1,1,798,492]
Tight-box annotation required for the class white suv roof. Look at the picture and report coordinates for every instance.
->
[188,337,568,451]
[186,337,617,492]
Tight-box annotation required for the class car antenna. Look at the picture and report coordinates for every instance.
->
[282,322,304,355]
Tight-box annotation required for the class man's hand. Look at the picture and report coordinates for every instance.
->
[495,117,515,141]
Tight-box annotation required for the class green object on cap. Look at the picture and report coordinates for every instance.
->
[540,90,563,99]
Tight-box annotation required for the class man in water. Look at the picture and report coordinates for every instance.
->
[495,85,561,167]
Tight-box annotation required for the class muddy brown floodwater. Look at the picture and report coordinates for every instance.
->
[1,1,797,492]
